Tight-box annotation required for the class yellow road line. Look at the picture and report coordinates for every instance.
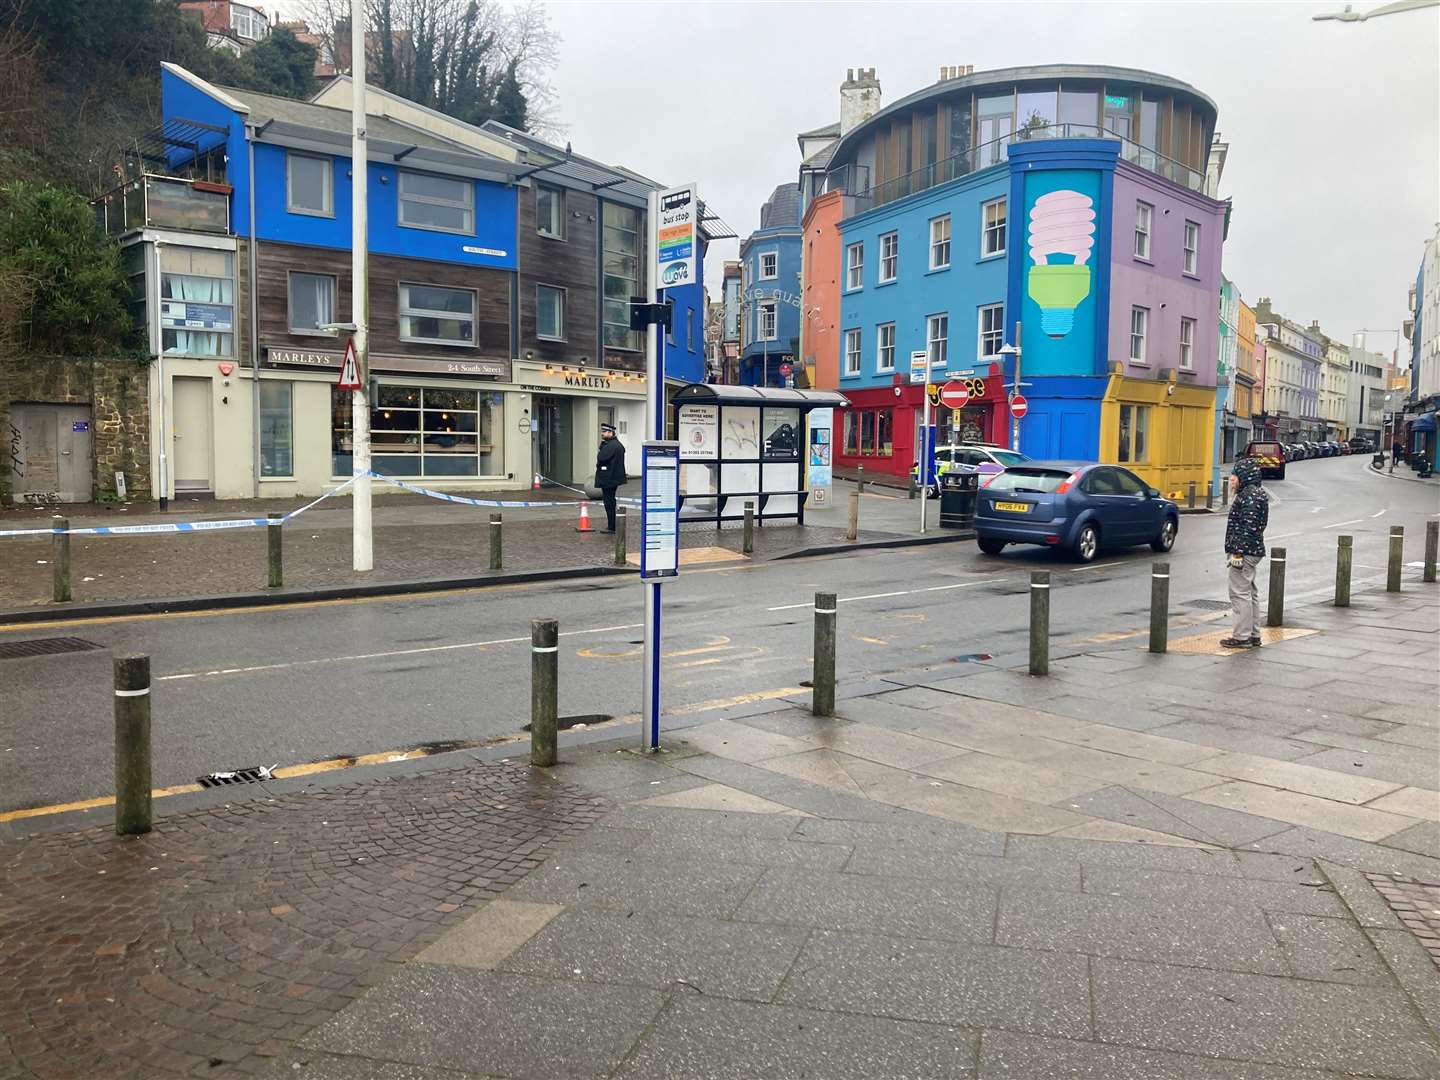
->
[0,781,201,824]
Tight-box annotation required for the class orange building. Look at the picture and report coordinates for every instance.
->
[799,190,844,390]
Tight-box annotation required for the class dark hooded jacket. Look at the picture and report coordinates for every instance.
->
[595,436,627,489]
[1225,457,1269,557]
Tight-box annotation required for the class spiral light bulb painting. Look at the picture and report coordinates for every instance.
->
[1027,189,1096,338]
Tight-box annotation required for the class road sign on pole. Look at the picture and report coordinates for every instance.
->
[336,338,361,390]
[940,380,970,409]
[1009,393,1030,419]
[909,349,928,385]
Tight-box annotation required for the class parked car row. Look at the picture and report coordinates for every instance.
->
[1242,437,1369,479]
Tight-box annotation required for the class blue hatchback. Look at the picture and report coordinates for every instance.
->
[974,461,1179,562]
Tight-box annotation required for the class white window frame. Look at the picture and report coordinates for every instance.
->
[927,313,948,367]
[879,231,898,283]
[845,242,864,290]
[1134,201,1153,260]
[1183,220,1199,275]
[398,282,478,347]
[929,214,951,270]
[844,328,862,376]
[759,301,778,342]
[876,322,896,371]
[536,284,566,341]
[286,152,333,218]
[1179,316,1195,370]
[977,303,1004,359]
[1129,305,1149,362]
[286,270,337,335]
[398,170,475,235]
[536,185,564,239]
[759,251,778,280]
[981,197,1007,258]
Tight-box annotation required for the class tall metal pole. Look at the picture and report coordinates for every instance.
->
[643,187,662,751]
[350,0,373,572]
[918,386,930,533]
[1010,322,1023,452]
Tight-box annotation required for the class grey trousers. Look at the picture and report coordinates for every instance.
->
[1228,555,1263,639]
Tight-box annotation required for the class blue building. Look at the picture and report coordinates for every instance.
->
[739,183,803,386]
[97,63,717,499]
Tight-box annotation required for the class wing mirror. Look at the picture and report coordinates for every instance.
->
[1147,487,1160,499]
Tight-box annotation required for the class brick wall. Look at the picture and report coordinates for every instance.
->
[0,355,152,503]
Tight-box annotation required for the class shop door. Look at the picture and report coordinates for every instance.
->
[171,376,213,493]
[9,404,94,502]
[536,395,573,486]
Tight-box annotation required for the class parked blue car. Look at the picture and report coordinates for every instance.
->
[974,461,1179,563]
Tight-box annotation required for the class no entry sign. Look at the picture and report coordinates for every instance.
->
[1009,393,1029,419]
[939,381,970,409]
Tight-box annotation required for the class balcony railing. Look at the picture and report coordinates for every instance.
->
[94,175,231,236]
[846,124,1205,214]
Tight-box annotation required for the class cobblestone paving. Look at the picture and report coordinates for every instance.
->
[0,764,603,1079]
[1368,872,1440,969]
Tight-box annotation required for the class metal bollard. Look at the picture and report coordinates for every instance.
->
[1149,561,1169,654]
[1186,481,1196,510]
[1425,521,1438,584]
[846,487,859,542]
[52,517,71,603]
[1387,525,1404,592]
[614,507,627,566]
[1029,571,1050,676]
[489,513,502,571]
[856,465,865,498]
[1221,476,1230,509]
[1266,546,1286,627]
[530,618,558,766]
[1334,535,1353,607]
[743,501,754,556]
[812,591,836,717]
[1205,480,1214,511]
[266,513,283,589]
[114,654,152,836]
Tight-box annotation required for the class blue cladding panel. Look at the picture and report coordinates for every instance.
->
[1016,375,1104,460]
[161,68,250,233]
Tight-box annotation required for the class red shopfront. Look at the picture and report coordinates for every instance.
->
[835,373,1010,481]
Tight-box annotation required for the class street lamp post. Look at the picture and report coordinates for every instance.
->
[999,324,1024,452]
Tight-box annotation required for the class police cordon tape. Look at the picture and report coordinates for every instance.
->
[0,471,638,538]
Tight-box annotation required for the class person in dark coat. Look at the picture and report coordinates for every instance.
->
[1221,456,1270,649]
[594,423,627,532]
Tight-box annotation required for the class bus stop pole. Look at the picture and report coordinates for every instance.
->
[642,187,663,752]
[919,389,931,534]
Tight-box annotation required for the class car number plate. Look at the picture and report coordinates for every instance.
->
[994,501,1030,513]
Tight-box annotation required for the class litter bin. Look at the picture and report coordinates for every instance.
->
[939,470,979,529]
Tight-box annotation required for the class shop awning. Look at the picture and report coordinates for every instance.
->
[672,385,849,409]
[1410,412,1437,432]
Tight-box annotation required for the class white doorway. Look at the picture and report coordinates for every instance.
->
[171,376,213,494]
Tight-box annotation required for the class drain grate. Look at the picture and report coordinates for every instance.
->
[1182,599,1232,611]
[197,765,276,789]
[0,636,103,661]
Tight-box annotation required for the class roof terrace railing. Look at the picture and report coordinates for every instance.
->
[94,174,231,237]
[844,124,1204,213]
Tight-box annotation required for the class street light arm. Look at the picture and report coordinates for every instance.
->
[1313,0,1437,20]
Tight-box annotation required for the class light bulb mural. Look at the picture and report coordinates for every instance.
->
[1026,189,1095,339]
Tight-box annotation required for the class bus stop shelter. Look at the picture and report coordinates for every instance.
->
[671,384,849,526]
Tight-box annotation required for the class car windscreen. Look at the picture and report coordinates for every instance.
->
[991,450,1029,468]
[985,469,1071,494]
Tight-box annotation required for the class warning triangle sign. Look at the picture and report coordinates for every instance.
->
[336,338,361,390]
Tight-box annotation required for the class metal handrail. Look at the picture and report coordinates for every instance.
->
[93,174,231,236]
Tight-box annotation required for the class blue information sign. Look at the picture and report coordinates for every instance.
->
[640,441,680,580]
[919,425,938,486]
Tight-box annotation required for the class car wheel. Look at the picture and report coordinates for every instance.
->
[1277,467,1286,480]
[977,537,1006,556]
[1151,516,1177,552]
[1073,523,1099,563]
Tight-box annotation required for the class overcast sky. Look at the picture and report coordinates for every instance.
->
[276,1,1439,357]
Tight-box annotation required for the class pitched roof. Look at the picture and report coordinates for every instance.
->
[758,183,801,230]
[798,121,840,140]
[221,85,477,156]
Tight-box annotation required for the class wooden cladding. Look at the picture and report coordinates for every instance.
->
[253,240,511,360]
[517,182,599,365]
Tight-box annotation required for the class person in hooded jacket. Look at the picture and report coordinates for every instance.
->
[1221,456,1270,649]
[593,423,627,532]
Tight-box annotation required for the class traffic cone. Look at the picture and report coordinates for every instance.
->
[575,500,594,533]
[532,472,542,490]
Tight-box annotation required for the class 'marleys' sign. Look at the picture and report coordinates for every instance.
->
[654,183,698,290]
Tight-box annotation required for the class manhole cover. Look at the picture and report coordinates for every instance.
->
[0,636,102,660]
[1183,599,1232,611]
[197,765,275,788]
[522,714,615,732]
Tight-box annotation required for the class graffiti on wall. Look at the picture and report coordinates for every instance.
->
[1019,168,1105,378]
[6,421,22,481]
[1027,189,1095,339]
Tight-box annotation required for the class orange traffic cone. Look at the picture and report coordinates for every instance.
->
[575,500,594,533]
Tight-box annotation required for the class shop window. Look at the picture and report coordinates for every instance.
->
[288,272,336,334]
[398,170,474,234]
[160,246,234,358]
[859,410,876,454]
[843,410,859,454]
[332,385,502,478]
[876,322,895,371]
[399,283,476,346]
[259,381,292,477]
[1118,403,1150,463]
[879,232,898,283]
[981,198,1006,257]
[929,215,951,270]
[877,408,893,455]
[536,185,564,239]
[286,152,333,217]
[537,285,565,341]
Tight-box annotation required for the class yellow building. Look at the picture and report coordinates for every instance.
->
[1099,364,1217,499]
[1234,300,1257,423]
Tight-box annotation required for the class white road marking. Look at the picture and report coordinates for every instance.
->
[157,622,646,682]
[765,577,999,612]
[1371,510,1386,518]
[1323,519,1364,529]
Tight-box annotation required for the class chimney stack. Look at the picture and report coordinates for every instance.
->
[839,66,883,136]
